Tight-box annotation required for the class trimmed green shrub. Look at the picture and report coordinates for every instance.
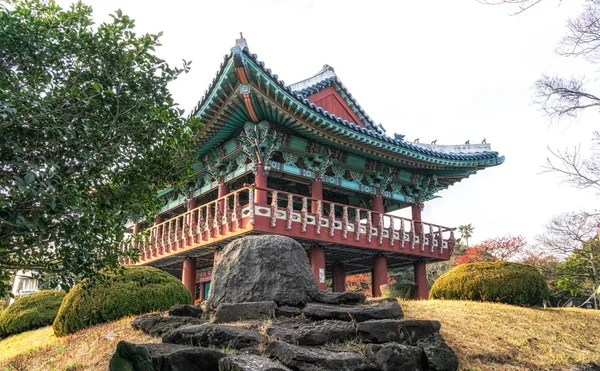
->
[429,262,549,306]
[53,266,191,337]
[380,282,417,299]
[0,290,66,336]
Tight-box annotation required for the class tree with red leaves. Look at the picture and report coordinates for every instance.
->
[455,235,528,265]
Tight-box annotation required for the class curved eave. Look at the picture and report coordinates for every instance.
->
[191,46,505,170]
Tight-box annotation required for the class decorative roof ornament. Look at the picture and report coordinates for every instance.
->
[236,32,248,49]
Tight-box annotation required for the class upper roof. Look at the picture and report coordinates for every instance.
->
[190,37,504,173]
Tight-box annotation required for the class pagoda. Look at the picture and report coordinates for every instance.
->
[121,36,504,301]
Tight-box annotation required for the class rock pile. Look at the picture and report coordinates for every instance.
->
[110,235,458,371]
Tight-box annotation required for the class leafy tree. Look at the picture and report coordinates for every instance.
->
[455,235,528,265]
[537,212,600,308]
[0,1,201,296]
[458,224,474,248]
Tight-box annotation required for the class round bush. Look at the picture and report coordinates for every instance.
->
[429,262,549,306]
[53,266,191,336]
[380,282,417,299]
[0,290,66,336]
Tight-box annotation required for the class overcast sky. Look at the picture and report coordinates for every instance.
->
[59,0,599,245]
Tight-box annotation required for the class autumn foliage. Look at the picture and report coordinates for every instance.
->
[455,235,527,265]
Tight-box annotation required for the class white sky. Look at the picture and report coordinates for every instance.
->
[60,0,599,245]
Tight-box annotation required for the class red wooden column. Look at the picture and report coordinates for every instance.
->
[372,188,384,227]
[372,255,388,297]
[414,260,429,300]
[331,263,346,292]
[218,177,229,200]
[311,172,323,213]
[182,258,197,302]
[310,246,326,290]
[255,166,268,205]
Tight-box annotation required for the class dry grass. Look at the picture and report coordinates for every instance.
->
[402,300,600,371]
[1,301,599,370]
[0,316,158,371]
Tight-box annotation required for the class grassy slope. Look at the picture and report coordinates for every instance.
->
[0,316,158,371]
[0,301,599,370]
[402,300,600,370]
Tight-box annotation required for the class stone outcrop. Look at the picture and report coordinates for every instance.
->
[357,319,441,344]
[267,317,356,345]
[302,301,403,322]
[266,341,379,371]
[219,354,292,371]
[206,235,318,309]
[417,333,459,371]
[163,324,266,350]
[313,291,366,305]
[119,235,458,371]
[365,342,424,371]
[109,341,225,371]
[130,314,205,337]
[213,301,276,323]
[379,282,417,299]
[168,304,204,319]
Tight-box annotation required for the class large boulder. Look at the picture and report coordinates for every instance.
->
[267,317,356,345]
[206,235,318,309]
[109,341,225,371]
[379,282,417,299]
[163,323,266,350]
[266,341,378,371]
[219,354,292,371]
[312,291,366,305]
[302,301,403,322]
[130,314,205,337]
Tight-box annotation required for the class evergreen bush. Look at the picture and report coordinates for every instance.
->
[0,290,66,336]
[53,266,191,336]
[429,261,549,306]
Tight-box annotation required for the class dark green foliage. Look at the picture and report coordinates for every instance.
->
[430,262,549,306]
[0,290,65,336]
[0,0,201,296]
[52,266,191,337]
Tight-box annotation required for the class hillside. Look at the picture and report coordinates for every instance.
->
[0,300,599,370]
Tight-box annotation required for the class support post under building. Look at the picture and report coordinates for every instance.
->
[372,254,387,297]
[332,263,346,292]
[310,246,326,291]
[182,257,197,302]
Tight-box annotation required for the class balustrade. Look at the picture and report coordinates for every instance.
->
[119,186,456,265]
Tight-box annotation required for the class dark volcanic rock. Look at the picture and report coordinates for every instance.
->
[168,304,203,319]
[267,317,356,345]
[266,341,378,371]
[219,354,292,371]
[313,291,366,305]
[214,301,276,323]
[109,341,225,371]
[162,324,266,350]
[365,342,425,371]
[275,305,303,318]
[417,333,459,371]
[357,319,441,344]
[206,235,318,309]
[302,301,403,322]
[571,363,600,371]
[130,314,205,337]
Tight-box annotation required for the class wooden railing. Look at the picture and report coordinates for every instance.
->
[120,186,456,264]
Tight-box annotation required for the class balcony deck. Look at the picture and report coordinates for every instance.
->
[121,186,456,275]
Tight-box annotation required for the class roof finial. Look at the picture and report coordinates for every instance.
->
[236,32,248,49]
